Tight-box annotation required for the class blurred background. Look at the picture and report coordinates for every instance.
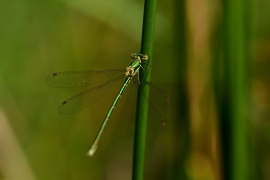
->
[0,0,269,179]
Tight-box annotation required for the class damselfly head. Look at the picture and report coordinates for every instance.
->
[131,53,148,61]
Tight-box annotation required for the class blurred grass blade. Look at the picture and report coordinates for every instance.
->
[167,0,190,179]
[59,0,168,41]
[218,0,251,179]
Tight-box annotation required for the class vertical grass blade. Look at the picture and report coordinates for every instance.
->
[132,0,156,179]
[219,0,251,179]
[167,0,190,179]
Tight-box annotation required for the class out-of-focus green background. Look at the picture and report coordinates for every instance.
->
[0,0,270,179]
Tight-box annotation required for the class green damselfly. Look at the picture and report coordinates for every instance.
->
[46,53,148,156]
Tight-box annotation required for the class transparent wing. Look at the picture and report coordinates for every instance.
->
[58,74,125,114]
[46,69,124,88]
[143,82,170,131]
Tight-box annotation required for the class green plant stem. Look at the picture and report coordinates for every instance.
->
[132,0,156,179]
[219,0,250,179]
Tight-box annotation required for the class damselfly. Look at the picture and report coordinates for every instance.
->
[46,53,148,156]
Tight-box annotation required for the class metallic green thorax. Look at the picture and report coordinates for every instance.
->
[88,53,148,156]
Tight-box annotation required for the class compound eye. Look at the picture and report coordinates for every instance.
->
[141,54,148,61]
[131,53,137,59]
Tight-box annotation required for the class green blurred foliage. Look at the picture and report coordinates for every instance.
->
[0,0,270,179]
